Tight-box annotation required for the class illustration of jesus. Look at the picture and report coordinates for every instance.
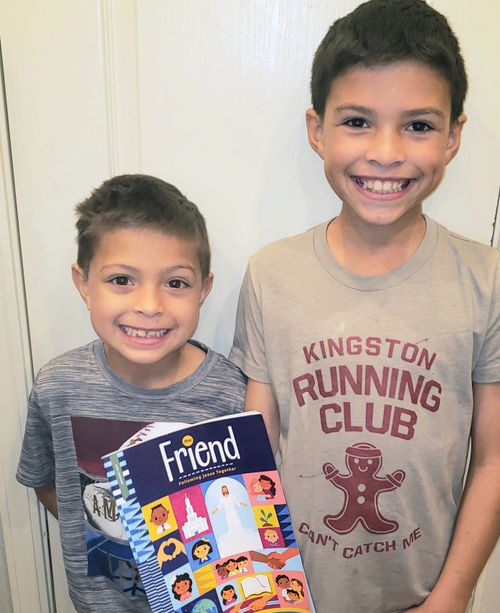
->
[209,480,261,557]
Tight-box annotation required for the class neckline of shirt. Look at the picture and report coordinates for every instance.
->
[313,215,439,291]
[93,338,213,398]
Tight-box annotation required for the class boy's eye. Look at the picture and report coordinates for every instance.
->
[344,117,368,129]
[110,275,131,286]
[408,121,432,132]
[167,279,188,289]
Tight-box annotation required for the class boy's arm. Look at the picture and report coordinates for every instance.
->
[244,379,280,455]
[35,484,58,519]
[408,381,500,613]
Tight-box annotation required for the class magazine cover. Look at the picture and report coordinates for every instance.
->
[102,411,314,613]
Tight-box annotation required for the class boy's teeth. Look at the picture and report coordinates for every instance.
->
[357,178,409,193]
[121,325,167,338]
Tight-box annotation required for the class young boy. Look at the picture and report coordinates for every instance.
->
[16,175,246,612]
[230,1,500,612]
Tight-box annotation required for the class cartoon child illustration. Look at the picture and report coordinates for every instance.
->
[291,578,305,600]
[221,584,237,606]
[276,574,291,600]
[258,474,276,499]
[172,572,193,602]
[191,538,213,564]
[250,479,267,501]
[150,503,171,535]
[225,558,239,576]
[236,555,249,573]
[286,589,301,603]
[264,528,279,544]
[215,562,229,580]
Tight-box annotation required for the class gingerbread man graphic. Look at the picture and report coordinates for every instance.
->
[323,442,405,535]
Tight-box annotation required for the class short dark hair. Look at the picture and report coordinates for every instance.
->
[191,538,213,558]
[311,0,467,121]
[75,174,211,278]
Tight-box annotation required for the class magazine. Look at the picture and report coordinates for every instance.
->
[102,411,314,612]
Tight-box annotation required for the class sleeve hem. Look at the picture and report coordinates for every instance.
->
[228,347,271,385]
[16,471,55,489]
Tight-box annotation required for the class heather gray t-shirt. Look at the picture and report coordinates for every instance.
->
[230,217,499,613]
[17,339,245,613]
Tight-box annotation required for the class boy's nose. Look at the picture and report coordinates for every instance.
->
[134,286,163,316]
[365,128,405,167]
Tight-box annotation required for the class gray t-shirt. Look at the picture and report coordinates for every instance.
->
[17,339,246,613]
[230,217,499,613]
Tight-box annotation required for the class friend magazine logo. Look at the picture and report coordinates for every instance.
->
[160,426,241,483]
[106,414,277,503]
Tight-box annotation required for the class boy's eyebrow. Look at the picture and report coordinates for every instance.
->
[402,107,446,119]
[334,104,375,115]
[333,104,446,119]
[100,264,197,274]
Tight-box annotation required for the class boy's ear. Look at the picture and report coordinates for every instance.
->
[71,263,90,310]
[199,273,214,306]
[445,114,467,165]
[306,108,325,159]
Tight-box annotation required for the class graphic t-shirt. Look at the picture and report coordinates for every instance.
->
[17,339,246,613]
[230,217,500,613]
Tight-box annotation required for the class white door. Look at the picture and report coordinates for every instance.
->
[0,1,498,611]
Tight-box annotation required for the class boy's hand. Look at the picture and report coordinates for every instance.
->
[244,379,280,454]
[407,382,500,613]
[34,483,58,518]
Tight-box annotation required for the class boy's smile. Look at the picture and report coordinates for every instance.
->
[119,324,168,340]
[72,228,212,387]
[306,61,465,233]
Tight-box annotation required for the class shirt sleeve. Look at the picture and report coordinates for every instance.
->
[16,382,56,488]
[229,264,271,384]
[472,252,500,383]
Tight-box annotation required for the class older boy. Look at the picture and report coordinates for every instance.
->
[230,1,500,611]
[17,175,245,612]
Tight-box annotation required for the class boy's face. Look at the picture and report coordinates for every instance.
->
[265,529,279,543]
[151,505,169,525]
[72,228,212,386]
[306,62,465,230]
